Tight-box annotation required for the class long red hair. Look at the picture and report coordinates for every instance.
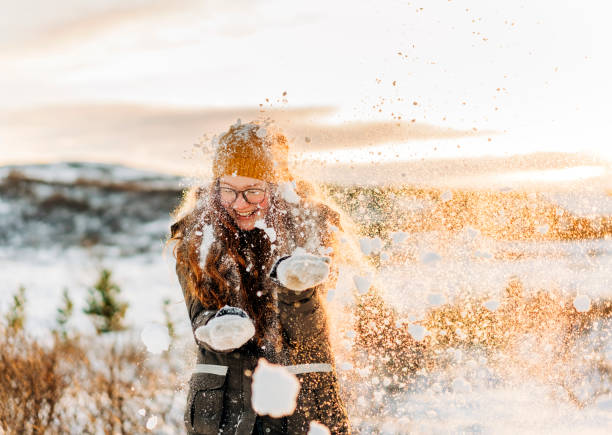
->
[170,180,294,346]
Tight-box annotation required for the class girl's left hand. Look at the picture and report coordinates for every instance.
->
[276,252,331,291]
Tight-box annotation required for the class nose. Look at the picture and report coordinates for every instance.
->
[232,193,249,209]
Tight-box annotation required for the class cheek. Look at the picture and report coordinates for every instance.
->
[256,198,271,216]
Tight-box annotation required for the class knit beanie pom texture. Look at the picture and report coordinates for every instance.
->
[212,120,290,182]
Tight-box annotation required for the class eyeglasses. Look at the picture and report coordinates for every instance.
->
[218,186,267,205]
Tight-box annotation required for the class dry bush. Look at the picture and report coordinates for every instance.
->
[354,290,425,386]
[0,330,185,434]
[0,328,68,433]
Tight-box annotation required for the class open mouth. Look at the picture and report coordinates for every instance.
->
[235,210,257,218]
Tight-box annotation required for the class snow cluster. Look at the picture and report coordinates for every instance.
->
[278,181,300,204]
[483,299,500,311]
[408,324,428,341]
[198,224,215,267]
[308,421,331,435]
[254,219,277,243]
[140,323,171,355]
[251,359,300,418]
[573,294,591,313]
[353,275,372,294]
[359,237,383,256]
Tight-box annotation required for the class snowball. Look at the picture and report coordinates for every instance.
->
[391,231,409,244]
[484,299,500,311]
[427,293,445,306]
[140,323,170,354]
[353,275,372,294]
[370,237,383,252]
[537,224,550,235]
[359,238,373,256]
[254,219,277,242]
[359,237,382,255]
[256,126,267,139]
[308,421,331,435]
[465,227,480,240]
[380,252,390,261]
[440,190,453,202]
[595,395,612,411]
[138,408,146,416]
[145,415,157,430]
[251,359,300,418]
[196,314,255,351]
[345,330,356,338]
[339,362,353,371]
[408,324,428,341]
[198,224,215,267]
[278,181,300,204]
[452,377,472,394]
[573,295,591,313]
[421,251,441,265]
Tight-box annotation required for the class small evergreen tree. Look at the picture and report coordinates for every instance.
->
[5,285,26,331]
[162,298,175,339]
[83,269,128,334]
[55,288,74,339]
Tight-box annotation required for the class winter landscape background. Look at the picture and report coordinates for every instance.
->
[2,0,612,433]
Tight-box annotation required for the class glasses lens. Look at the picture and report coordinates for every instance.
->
[219,187,237,203]
[244,189,266,204]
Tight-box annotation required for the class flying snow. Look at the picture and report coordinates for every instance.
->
[420,251,442,265]
[251,359,300,418]
[359,237,383,256]
[140,322,170,354]
[573,294,591,313]
[198,224,215,267]
[255,219,277,243]
[353,275,372,294]
[278,181,300,204]
[308,421,331,435]
[145,415,158,430]
[484,299,500,311]
[390,231,409,244]
[408,324,428,341]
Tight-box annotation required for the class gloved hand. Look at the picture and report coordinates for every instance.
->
[275,250,331,291]
[195,306,255,352]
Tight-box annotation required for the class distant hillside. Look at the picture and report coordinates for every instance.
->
[0,162,185,254]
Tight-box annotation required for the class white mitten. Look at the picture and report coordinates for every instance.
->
[195,306,255,352]
[276,250,331,291]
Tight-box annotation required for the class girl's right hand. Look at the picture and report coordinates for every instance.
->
[195,306,255,352]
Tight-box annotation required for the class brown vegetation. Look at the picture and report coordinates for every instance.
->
[0,329,185,434]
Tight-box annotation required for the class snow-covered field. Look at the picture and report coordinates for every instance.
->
[2,162,612,433]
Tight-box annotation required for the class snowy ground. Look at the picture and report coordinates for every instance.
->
[2,163,612,433]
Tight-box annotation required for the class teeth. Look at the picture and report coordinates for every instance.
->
[237,211,254,217]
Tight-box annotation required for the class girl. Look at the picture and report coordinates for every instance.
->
[169,121,350,434]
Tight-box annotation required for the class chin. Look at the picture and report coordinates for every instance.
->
[237,221,256,231]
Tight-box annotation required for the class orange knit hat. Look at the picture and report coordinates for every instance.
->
[212,120,291,182]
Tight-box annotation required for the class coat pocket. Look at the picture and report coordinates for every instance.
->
[184,371,226,434]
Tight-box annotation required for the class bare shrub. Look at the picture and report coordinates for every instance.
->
[0,328,68,434]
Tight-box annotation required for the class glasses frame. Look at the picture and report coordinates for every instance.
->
[217,185,269,205]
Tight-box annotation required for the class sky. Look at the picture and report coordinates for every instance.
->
[1,0,611,185]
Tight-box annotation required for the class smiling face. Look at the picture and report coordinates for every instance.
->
[218,175,271,231]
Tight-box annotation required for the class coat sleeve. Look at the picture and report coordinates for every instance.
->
[272,204,341,347]
[173,226,222,353]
